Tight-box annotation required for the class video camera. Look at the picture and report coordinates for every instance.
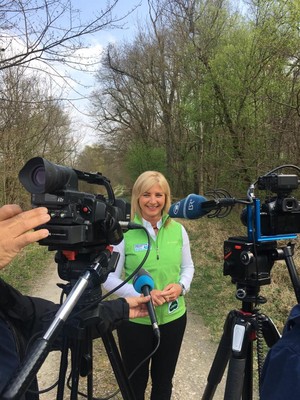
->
[224,166,300,290]
[19,157,130,252]
[1,159,138,400]
[243,170,300,243]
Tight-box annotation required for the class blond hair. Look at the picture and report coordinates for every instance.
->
[131,171,171,222]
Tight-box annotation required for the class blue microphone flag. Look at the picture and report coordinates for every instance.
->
[133,269,155,293]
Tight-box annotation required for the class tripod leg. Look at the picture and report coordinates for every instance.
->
[283,245,300,303]
[101,330,136,400]
[224,315,253,400]
[202,311,236,400]
[79,330,94,399]
[86,335,93,399]
[243,344,253,398]
[56,336,70,400]
[70,340,82,400]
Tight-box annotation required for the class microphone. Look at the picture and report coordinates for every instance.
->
[169,193,236,219]
[133,268,160,338]
[118,221,144,230]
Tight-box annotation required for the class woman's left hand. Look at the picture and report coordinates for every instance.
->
[160,283,182,303]
[150,289,168,306]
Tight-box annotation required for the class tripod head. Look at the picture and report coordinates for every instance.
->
[54,246,119,308]
[224,237,276,286]
[223,236,300,306]
[223,237,276,304]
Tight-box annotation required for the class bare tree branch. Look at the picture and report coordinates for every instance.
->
[0,0,136,71]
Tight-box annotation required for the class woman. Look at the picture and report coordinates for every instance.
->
[103,171,194,400]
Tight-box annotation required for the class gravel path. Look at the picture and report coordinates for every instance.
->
[29,263,226,399]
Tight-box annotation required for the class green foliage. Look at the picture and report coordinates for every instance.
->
[125,142,167,182]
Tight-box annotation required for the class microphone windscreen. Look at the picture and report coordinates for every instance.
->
[133,269,155,293]
[169,194,208,219]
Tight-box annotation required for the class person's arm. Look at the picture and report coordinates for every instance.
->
[102,240,140,297]
[178,225,195,292]
[94,295,149,335]
[0,205,50,270]
[154,225,195,304]
[0,277,149,350]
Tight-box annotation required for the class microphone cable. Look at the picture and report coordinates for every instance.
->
[100,224,151,301]
[66,224,151,319]
[128,334,161,381]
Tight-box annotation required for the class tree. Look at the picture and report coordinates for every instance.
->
[0,0,136,203]
[0,1,127,71]
[0,67,74,205]
[92,0,300,197]
[125,141,167,182]
[93,0,199,196]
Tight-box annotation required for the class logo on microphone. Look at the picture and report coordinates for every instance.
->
[172,202,180,215]
[188,199,195,210]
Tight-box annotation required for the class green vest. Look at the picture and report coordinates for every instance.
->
[124,214,186,325]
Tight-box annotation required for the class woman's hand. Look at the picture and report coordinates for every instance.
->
[149,283,182,305]
[160,283,182,303]
[150,289,168,306]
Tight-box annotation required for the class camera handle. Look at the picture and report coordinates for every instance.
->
[202,242,300,400]
[1,252,135,400]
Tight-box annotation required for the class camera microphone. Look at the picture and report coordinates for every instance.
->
[133,269,160,339]
[169,193,236,219]
[119,221,144,230]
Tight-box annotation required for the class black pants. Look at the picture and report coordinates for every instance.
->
[117,312,187,400]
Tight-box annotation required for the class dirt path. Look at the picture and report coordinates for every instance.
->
[29,263,226,399]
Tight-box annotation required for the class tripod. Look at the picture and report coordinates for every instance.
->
[202,239,300,400]
[55,293,135,400]
[1,249,136,400]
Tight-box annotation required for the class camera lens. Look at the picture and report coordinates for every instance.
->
[19,157,78,194]
[282,198,299,212]
[32,166,45,186]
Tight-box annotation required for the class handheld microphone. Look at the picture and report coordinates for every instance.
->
[169,194,209,219]
[133,268,160,338]
[169,193,236,219]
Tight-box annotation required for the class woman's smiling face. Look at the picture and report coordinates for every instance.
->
[138,183,166,222]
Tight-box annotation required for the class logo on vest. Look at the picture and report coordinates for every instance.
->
[134,243,149,252]
[168,299,179,313]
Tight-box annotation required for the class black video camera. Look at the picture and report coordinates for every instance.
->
[257,173,300,237]
[242,171,300,242]
[19,157,130,251]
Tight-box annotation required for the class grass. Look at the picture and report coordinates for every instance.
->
[1,243,52,293]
